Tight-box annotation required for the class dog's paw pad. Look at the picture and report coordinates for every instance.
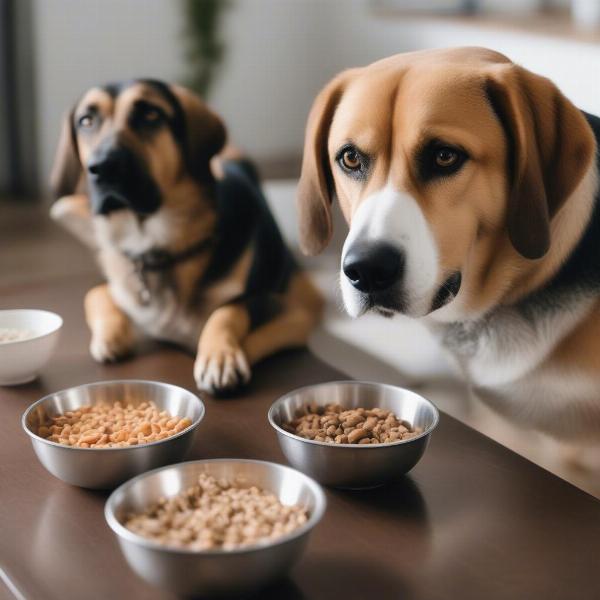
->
[194,345,250,394]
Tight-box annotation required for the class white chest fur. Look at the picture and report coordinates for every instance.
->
[431,295,598,434]
[109,270,202,351]
[438,296,593,387]
[94,211,205,350]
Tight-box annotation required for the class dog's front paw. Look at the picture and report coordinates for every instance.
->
[89,318,135,363]
[194,340,251,394]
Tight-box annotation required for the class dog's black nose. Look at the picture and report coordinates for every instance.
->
[88,147,130,181]
[343,242,404,293]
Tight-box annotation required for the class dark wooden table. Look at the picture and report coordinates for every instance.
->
[2,205,600,600]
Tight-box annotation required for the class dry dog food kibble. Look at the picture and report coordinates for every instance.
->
[37,401,192,448]
[0,328,33,343]
[124,473,308,550]
[283,403,422,444]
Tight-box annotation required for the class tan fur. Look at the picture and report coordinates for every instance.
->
[195,303,252,390]
[244,271,324,364]
[298,48,595,316]
[298,47,600,441]
[52,82,322,392]
[193,271,323,388]
[550,299,600,373]
[84,284,135,362]
[50,194,95,249]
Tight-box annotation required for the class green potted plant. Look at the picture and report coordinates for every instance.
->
[183,0,230,98]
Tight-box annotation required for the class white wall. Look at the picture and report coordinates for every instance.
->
[32,0,600,189]
[209,0,337,160]
[316,3,600,116]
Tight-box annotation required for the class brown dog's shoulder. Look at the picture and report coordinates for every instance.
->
[50,194,96,249]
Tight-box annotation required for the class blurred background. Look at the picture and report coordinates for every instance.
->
[2,0,600,197]
[1,0,600,493]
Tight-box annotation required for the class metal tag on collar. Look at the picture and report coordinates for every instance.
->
[138,281,151,305]
[132,258,152,305]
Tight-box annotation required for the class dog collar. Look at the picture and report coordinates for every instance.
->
[125,235,215,304]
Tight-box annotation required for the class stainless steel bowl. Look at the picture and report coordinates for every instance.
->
[22,380,205,489]
[105,459,326,597]
[268,380,439,488]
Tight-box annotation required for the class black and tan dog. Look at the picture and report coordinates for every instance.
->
[297,47,600,442]
[51,79,322,393]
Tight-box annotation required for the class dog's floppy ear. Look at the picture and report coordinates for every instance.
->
[50,108,83,199]
[297,70,354,256]
[486,64,595,260]
[170,85,226,180]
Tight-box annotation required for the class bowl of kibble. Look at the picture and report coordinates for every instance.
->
[0,309,63,385]
[105,458,326,597]
[22,380,204,489]
[269,380,439,488]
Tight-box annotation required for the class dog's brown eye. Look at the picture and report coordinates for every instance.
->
[418,141,467,181]
[79,114,94,128]
[341,149,361,170]
[337,144,370,178]
[435,147,459,168]
[143,108,161,122]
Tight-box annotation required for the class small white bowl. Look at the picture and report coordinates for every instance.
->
[0,309,63,385]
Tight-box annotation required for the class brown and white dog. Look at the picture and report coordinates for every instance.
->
[51,79,322,393]
[297,47,600,441]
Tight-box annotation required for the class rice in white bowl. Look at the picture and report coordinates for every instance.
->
[0,328,33,344]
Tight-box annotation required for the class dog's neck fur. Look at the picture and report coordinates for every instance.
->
[92,176,218,318]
